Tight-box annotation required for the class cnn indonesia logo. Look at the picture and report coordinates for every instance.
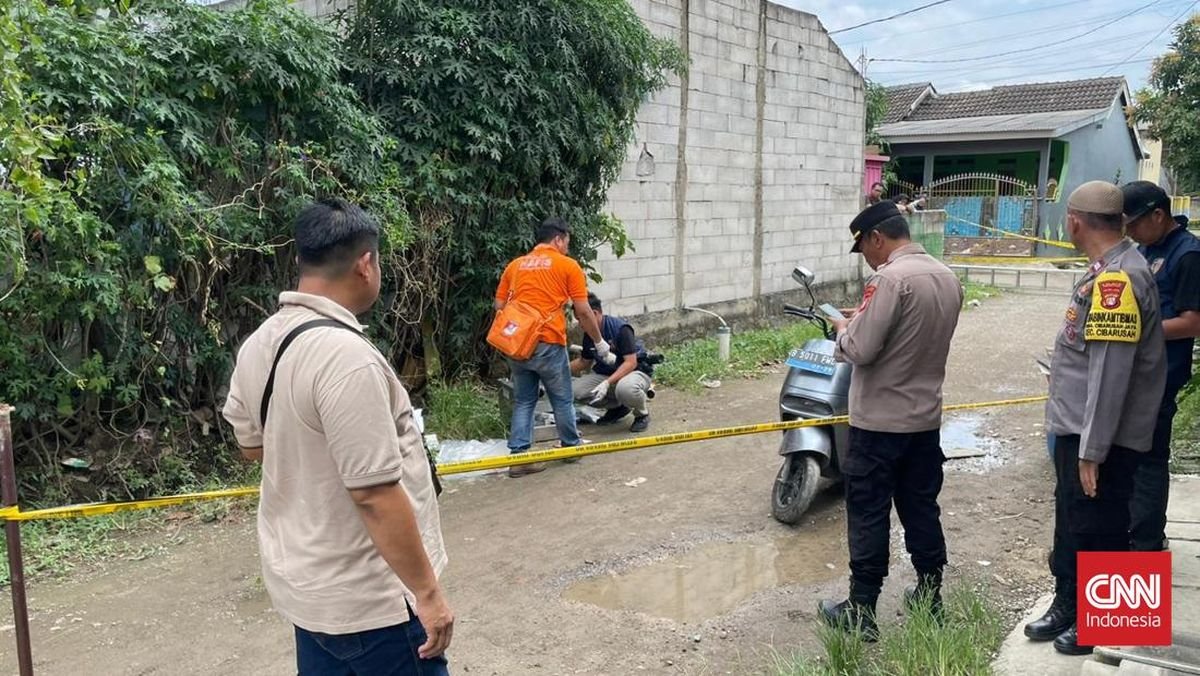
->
[1078,552,1172,647]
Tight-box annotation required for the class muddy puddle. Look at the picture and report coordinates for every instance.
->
[564,520,845,623]
[942,414,1007,473]
[942,415,997,457]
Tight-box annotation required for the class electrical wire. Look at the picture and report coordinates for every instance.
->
[1101,0,1199,75]
[838,0,1091,48]
[892,0,1193,60]
[869,0,1164,63]
[829,0,957,35]
[869,27,1175,78]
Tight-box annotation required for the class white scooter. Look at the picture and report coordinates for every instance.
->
[771,266,850,524]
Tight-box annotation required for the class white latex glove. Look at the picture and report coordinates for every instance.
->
[594,339,617,366]
[589,380,611,405]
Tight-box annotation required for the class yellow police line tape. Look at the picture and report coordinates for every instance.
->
[0,395,1049,523]
[945,215,1077,250]
[946,255,1087,266]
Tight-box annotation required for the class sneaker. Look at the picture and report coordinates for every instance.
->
[630,415,650,433]
[561,441,588,464]
[596,406,631,425]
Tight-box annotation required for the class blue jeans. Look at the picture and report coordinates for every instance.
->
[294,612,449,675]
[507,342,580,451]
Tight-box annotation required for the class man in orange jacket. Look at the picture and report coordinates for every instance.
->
[494,217,612,477]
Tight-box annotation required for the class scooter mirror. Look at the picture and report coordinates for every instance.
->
[791,266,815,286]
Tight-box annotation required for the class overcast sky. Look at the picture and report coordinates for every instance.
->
[775,0,1196,94]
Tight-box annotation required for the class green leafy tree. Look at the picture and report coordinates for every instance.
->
[863,79,898,186]
[0,0,682,502]
[0,0,386,500]
[865,79,889,149]
[338,0,683,372]
[1134,14,1200,194]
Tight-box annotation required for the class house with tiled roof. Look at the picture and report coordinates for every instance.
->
[878,76,1145,238]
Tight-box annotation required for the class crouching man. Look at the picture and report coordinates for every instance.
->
[571,293,654,433]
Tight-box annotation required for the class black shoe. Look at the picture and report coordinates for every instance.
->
[1024,590,1075,642]
[596,406,631,425]
[630,414,650,433]
[818,598,879,642]
[1053,624,1092,656]
[903,570,944,621]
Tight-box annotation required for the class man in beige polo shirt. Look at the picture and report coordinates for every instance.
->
[223,199,453,675]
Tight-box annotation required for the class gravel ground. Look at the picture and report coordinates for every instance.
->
[0,292,1069,675]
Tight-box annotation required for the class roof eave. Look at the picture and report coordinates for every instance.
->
[882,129,1060,144]
[903,85,936,121]
[1117,84,1149,159]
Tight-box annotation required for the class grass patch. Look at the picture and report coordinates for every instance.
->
[0,469,260,587]
[655,322,822,391]
[775,586,1006,676]
[1,513,158,586]
[423,380,508,440]
[1171,374,1200,475]
[656,282,999,392]
[962,282,1001,308]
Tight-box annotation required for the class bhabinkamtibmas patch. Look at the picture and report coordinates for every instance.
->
[1085,271,1141,342]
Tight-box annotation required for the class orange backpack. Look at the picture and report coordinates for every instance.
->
[487,294,550,361]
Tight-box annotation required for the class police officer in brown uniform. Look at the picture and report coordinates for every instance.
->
[1024,181,1166,655]
[819,200,963,639]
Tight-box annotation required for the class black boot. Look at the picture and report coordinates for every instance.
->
[1053,623,1092,656]
[903,570,943,621]
[818,582,879,642]
[1024,582,1075,642]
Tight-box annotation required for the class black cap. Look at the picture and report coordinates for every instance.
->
[1121,180,1171,223]
[850,200,903,252]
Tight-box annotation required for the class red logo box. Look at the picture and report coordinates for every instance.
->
[1078,551,1172,647]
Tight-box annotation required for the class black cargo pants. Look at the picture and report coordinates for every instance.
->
[1129,394,1177,551]
[843,426,947,594]
[1050,435,1139,585]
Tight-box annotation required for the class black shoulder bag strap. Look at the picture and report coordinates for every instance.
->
[259,318,443,497]
[260,319,349,428]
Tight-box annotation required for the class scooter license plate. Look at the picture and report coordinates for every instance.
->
[785,349,836,376]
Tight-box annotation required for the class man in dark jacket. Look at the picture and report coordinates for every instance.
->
[570,293,654,433]
[1122,181,1200,552]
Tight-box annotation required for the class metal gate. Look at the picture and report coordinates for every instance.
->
[885,180,920,201]
[926,173,1037,238]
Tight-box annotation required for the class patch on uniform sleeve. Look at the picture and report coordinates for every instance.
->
[1084,270,1141,343]
[857,284,877,313]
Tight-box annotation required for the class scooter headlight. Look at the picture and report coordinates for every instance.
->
[781,395,834,417]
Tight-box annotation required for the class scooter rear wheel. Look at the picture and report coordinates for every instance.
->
[771,454,821,525]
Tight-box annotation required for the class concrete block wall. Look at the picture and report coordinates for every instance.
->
[594,0,865,320]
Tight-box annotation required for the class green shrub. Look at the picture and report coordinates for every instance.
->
[0,0,679,502]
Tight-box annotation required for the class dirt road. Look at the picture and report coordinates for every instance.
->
[1,292,1068,675]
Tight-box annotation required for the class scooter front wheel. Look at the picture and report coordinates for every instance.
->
[771,453,821,525]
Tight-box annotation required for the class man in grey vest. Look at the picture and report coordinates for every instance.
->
[819,200,963,640]
[1025,181,1166,655]
[571,293,655,433]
